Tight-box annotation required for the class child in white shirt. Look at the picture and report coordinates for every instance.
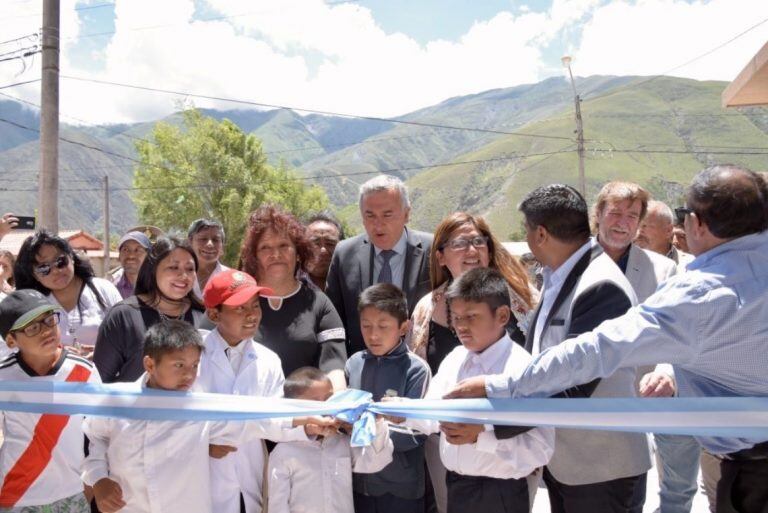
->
[0,290,101,512]
[268,367,393,513]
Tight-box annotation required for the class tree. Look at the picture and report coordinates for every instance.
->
[133,109,329,264]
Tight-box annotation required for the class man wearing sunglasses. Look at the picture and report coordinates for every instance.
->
[447,165,768,513]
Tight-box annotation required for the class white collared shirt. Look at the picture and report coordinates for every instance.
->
[268,421,393,513]
[82,374,243,513]
[533,239,595,355]
[406,334,555,479]
[372,228,408,287]
[193,261,231,301]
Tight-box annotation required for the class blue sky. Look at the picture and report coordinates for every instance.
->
[1,0,766,123]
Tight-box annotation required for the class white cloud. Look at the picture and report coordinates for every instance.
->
[0,0,766,125]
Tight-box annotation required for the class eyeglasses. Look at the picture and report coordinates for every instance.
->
[441,236,489,251]
[33,254,70,277]
[13,312,60,337]
[674,207,695,225]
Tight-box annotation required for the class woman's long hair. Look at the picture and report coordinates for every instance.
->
[14,230,107,311]
[135,235,202,308]
[430,212,534,309]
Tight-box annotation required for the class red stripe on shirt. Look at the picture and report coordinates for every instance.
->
[0,363,92,507]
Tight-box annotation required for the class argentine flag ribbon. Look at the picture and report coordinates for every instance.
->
[1,381,768,444]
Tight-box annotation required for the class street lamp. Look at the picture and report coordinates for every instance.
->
[562,55,586,197]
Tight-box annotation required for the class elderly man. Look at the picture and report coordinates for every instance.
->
[447,165,768,513]
[326,175,432,355]
[112,231,151,299]
[636,200,694,270]
[593,184,695,513]
[304,212,344,290]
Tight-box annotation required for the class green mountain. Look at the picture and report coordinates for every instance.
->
[0,75,765,238]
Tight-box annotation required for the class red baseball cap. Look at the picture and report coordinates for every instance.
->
[203,270,273,309]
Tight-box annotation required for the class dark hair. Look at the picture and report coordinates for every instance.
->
[239,205,312,280]
[135,236,202,307]
[306,211,345,240]
[143,319,204,362]
[283,366,331,399]
[518,184,590,243]
[13,230,107,312]
[187,218,225,242]
[687,165,768,239]
[444,267,511,312]
[357,283,408,324]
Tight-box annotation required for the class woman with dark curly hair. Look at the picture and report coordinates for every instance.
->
[94,236,206,382]
[14,230,123,358]
[240,205,346,387]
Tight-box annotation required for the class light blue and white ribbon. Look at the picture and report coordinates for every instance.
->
[1,381,767,441]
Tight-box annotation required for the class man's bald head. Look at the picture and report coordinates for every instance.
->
[687,165,768,239]
[635,200,674,255]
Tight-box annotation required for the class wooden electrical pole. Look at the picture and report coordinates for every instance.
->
[103,175,110,277]
[39,0,60,232]
[574,94,586,197]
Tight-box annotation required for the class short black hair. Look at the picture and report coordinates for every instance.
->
[187,218,225,242]
[283,366,331,399]
[687,165,768,239]
[357,283,408,324]
[306,211,345,240]
[518,184,590,243]
[143,319,204,362]
[444,267,511,312]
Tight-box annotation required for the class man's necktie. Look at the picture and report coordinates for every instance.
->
[377,249,396,284]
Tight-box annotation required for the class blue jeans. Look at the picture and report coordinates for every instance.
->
[655,433,701,513]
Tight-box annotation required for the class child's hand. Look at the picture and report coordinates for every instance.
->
[378,395,406,424]
[294,416,339,437]
[93,477,126,513]
[439,422,483,445]
[209,444,238,459]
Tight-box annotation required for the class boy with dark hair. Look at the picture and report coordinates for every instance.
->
[196,269,325,513]
[83,320,243,513]
[268,367,393,513]
[345,283,431,513]
[0,290,100,512]
[399,268,554,513]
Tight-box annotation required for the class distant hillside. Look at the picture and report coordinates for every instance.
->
[0,75,765,237]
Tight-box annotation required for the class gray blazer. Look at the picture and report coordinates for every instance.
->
[326,228,433,355]
[526,243,652,486]
[625,243,677,303]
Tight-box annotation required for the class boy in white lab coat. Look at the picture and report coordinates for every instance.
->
[268,367,394,513]
[196,269,319,513]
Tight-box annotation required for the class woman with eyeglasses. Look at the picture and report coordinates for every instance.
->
[408,212,538,513]
[14,231,123,359]
[239,205,347,390]
[94,236,207,383]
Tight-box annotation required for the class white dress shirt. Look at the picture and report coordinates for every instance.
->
[533,239,594,355]
[82,374,244,513]
[268,421,394,513]
[406,334,555,479]
[193,261,231,301]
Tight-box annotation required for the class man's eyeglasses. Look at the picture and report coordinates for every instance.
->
[674,207,695,225]
[33,254,70,277]
[441,236,489,251]
[13,312,60,337]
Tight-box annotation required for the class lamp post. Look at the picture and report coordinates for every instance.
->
[562,56,586,197]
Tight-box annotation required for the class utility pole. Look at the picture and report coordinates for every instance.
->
[103,175,110,277]
[40,0,60,232]
[562,56,586,197]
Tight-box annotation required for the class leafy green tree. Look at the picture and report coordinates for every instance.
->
[133,109,329,264]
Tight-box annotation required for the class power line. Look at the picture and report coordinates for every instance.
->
[0,78,40,90]
[0,33,39,46]
[584,15,768,103]
[61,75,575,142]
[0,2,115,22]
[0,48,40,64]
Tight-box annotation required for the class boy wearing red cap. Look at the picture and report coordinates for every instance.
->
[197,270,315,513]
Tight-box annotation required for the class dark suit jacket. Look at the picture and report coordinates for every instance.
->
[325,227,433,355]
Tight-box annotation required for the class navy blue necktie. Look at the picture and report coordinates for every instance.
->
[377,249,396,284]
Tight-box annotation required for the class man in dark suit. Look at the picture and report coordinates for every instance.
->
[326,175,433,356]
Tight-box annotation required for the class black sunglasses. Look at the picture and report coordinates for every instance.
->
[674,207,695,225]
[33,254,70,277]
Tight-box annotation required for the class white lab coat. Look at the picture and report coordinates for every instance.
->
[196,329,307,513]
[81,375,244,513]
[268,420,394,513]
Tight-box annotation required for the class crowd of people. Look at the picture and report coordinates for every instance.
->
[0,166,766,513]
